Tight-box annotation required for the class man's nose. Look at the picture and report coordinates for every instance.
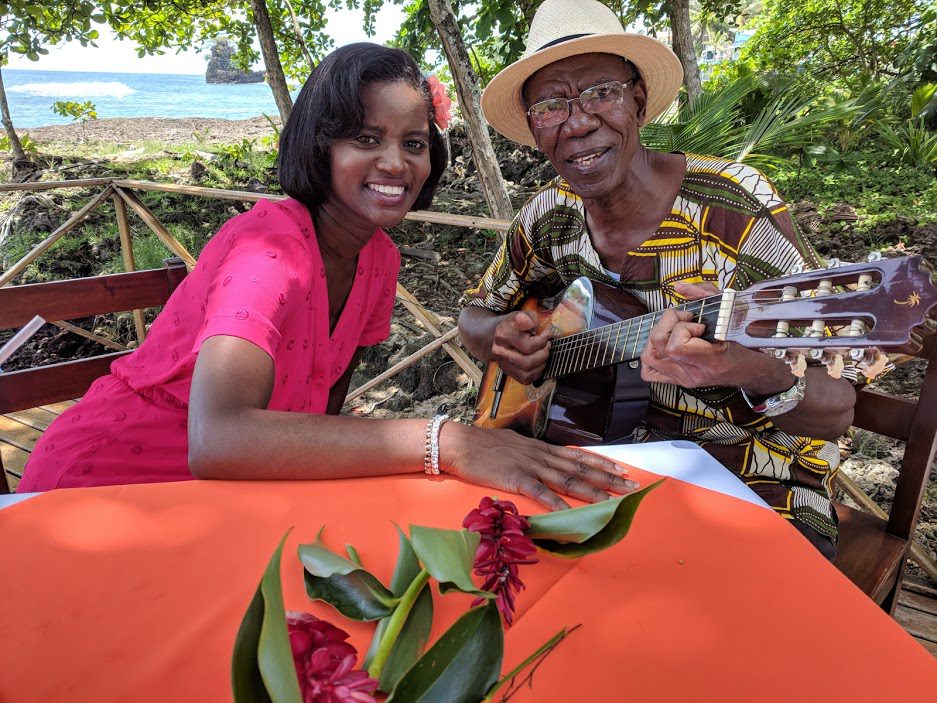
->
[562,100,600,136]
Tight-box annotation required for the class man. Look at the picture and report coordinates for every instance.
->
[458,0,857,558]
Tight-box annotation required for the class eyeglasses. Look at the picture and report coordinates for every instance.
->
[526,80,631,129]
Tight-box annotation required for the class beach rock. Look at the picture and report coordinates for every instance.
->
[205,38,265,85]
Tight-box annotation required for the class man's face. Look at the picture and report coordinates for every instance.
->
[524,53,647,201]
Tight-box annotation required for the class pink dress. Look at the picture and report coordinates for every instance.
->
[19,198,400,491]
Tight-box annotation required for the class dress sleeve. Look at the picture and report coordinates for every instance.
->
[193,220,312,359]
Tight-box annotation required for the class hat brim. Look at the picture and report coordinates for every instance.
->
[481,34,684,148]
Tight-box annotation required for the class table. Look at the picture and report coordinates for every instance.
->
[1,446,934,702]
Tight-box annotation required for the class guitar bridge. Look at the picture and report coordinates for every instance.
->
[712,288,735,341]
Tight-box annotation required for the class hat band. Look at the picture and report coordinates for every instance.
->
[535,33,592,52]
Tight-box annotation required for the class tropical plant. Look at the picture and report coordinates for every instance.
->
[0,1,102,166]
[51,99,97,141]
[744,0,929,93]
[641,73,859,172]
[876,118,937,167]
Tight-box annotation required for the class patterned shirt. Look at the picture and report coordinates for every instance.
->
[463,154,841,540]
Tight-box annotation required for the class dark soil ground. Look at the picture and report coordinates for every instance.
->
[2,118,935,584]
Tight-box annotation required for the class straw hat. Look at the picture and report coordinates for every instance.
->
[481,0,683,147]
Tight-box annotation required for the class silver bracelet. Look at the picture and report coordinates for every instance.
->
[423,413,450,475]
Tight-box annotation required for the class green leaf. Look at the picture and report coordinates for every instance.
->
[299,539,397,621]
[365,525,434,693]
[911,83,937,119]
[386,602,504,703]
[231,531,302,703]
[409,525,492,598]
[527,480,664,557]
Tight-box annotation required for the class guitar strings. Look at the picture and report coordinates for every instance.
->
[544,286,861,378]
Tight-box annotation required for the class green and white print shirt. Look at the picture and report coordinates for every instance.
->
[463,154,843,540]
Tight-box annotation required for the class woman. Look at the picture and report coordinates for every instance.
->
[19,43,635,510]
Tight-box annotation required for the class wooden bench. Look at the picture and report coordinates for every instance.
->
[0,259,187,492]
[834,335,937,614]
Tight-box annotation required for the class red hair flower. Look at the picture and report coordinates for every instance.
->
[463,497,538,626]
[426,75,453,131]
[286,611,379,703]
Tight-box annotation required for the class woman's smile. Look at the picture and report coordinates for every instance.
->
[325,80,432,236]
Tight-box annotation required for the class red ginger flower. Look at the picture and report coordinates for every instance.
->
[286,611,379,703]
[426,75,453,130]
[463,497,538,626]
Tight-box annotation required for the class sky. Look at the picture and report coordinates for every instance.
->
[5,5,406,74]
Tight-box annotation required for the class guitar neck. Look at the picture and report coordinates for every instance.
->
[543,294,726,380]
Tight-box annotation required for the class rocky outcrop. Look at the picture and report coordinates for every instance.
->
[205,38,265,85]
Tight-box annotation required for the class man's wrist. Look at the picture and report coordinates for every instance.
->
[738,354,798,397]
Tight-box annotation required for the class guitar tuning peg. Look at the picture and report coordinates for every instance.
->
[866,251,882,262]
[823,352,845,379]
[789,353,807,378]
[789,264,804,275]
[826,258,841,268]
[862,352,889,380]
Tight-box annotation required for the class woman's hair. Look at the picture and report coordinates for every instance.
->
[279,43,448,212]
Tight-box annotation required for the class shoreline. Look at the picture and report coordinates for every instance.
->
[15,115,278,146]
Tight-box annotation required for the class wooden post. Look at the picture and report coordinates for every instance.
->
[113,187,197,270]
[427,0,515,223]
[838,471,937,582]
[345,327,461,403]
[0,186,114,288]
[395,283,482,385]
[113,194,147,344]
[49,320,127,352]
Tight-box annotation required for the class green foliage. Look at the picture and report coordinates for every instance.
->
[231,531,303,703]
[298,537,399,621]
[745,0,928,92]
[385,602,503,703]
[641,72,858,172]
[51,99,97,122]
[409,526,491,597]
[0,132,36,153]
[527,480,663,557]
[0,1,101,60]
[771,148,937,241]
[363,525,433,693]
[876,118,937,167]
[103,0,335,83]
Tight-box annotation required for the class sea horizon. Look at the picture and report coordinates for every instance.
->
[5,68,286,128]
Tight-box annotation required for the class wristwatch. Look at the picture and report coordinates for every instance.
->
[741,375,806,417]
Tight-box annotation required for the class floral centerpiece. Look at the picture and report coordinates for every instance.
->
[232,480,662,703]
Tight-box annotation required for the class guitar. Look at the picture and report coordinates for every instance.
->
[473,255,937,446]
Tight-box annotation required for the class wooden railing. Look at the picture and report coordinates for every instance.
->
[0,177,512,398]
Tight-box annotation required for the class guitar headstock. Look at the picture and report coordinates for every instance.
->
[719,255,937,378]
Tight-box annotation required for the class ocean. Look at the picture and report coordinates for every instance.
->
[4,69,285,128]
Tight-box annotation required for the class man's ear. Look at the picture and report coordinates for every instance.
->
[632,79,648,127]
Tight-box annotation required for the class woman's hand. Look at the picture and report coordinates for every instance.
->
[440,422,639,511]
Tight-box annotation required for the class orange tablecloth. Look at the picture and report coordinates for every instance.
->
[1,467,934,702]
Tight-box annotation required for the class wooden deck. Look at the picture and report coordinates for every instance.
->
[1,401,76,493]
[2,404,937,655]
[897,580,937,655]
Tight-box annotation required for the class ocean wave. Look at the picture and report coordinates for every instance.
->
[9,81,136,99]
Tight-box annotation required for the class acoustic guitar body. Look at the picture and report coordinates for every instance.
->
[474,278,650,446]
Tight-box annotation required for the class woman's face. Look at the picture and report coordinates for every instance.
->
[327,80,432,232]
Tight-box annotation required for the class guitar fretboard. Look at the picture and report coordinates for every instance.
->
[542,294,726,379]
